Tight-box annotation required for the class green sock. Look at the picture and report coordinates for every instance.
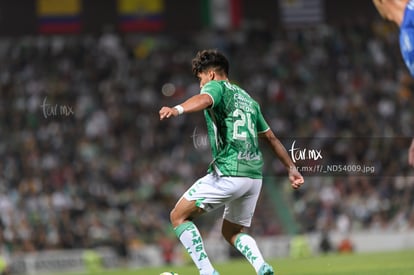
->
[234,233,265,273]
[174,221,215,275]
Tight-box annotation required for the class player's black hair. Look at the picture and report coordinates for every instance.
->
[192,49,229,77]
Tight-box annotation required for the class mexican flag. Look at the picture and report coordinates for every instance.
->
[201,0,242,29]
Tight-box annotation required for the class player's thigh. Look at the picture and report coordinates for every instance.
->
[223,178,262,227]
[182,173,240,213]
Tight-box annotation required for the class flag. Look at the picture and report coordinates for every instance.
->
[201,0,242,30]
[118,0,164,32]
[37,0,82,34]
[279,0,324,27]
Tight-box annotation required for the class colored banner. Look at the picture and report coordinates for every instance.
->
[118,0,164,32]
[37,0,82,34]
[279,0,324,27]
[202,0,242,30]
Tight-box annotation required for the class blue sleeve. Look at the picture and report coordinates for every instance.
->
[400,1,414,76]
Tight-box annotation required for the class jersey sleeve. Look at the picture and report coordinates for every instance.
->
[400,2,414,76]
[256,105,270,134]
[200,81,223,108]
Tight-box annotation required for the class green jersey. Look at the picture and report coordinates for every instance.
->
[201,80,270,179]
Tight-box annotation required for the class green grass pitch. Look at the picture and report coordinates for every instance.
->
[62,249,414,275]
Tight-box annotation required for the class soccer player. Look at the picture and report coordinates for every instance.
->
[159,49,304,275]
[372,0,414,167]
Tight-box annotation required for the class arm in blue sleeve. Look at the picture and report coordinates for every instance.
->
[400,3,414,76]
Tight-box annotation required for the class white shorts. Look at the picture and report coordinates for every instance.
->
[182,172,262,227]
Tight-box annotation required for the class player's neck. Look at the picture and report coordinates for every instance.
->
[213,75,228,82]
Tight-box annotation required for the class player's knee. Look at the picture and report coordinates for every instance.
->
[170,208,177,225]
[170,207,184,228]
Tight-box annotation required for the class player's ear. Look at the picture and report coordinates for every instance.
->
[208,70,215,80]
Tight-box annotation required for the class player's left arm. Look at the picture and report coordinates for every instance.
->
[259,129,304,189]
[409,138,414,167]
[399,1,414,76]
[373,0,414,75]
[372,0,407,25]
[159,94,213,120]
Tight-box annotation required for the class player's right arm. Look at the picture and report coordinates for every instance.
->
[159,94,213,120]
[159,81,221,120]
[259,129,304,189]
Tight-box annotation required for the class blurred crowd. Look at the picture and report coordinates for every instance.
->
[0,18,413,260]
